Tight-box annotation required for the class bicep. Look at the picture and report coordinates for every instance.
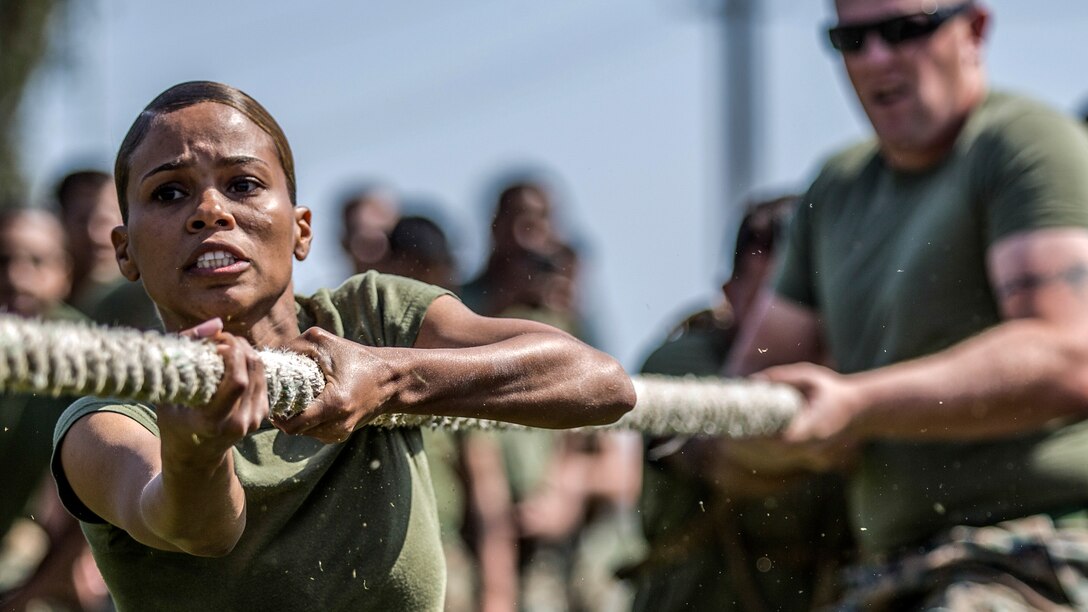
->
[60,412,181,552]
[725,289,823,376]
[414,294,573,349]
[989,227,1088,324]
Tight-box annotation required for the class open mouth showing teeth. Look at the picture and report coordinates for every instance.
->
[195,250,239,269]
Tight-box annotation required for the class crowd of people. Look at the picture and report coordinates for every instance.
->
[3,0,1088,610]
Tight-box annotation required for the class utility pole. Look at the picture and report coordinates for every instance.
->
[688,0,761,278]
[717,0,760,278]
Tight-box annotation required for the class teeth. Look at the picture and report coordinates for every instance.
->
[195,250,239,269]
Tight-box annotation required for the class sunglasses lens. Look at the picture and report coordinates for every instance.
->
[829,27,864,52]
[829,3,968,53]
[882,16,939,45]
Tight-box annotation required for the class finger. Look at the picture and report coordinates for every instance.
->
[178,318,224,340]
[274,397,329,435]
[207,337,251,418]
[240,350,270,431]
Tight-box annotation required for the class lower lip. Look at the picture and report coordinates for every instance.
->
[188,260,251,276]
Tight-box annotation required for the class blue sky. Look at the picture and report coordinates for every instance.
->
[16,0,1088,368]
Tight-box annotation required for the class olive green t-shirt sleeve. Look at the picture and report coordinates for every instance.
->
[51,397,159,523]
[299,272,454,348]
[973,103,1088,241]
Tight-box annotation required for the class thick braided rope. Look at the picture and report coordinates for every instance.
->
[0,314,800,437]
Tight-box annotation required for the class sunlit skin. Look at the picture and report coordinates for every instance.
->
[112,102,312,344]
[0,211,72,317]
[835,0,989,171]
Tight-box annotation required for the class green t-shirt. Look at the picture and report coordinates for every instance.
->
[0,303,85,538]
[51,272,450,611]
[776,92,1088,556]
[86,278,162,332]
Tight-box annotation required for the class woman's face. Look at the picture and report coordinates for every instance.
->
[114,101,311,333]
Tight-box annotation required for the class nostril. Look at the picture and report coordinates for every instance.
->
[215,219,230,227]
[191,220,205,230]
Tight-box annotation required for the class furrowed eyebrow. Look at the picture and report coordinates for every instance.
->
[139,155,269,184]
[217,155,268,170]
[140,159,191,183]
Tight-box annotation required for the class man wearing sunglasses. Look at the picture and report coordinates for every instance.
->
[720,0,1088,608]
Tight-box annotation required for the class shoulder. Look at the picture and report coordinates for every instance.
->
[966,91,1088,156]
[88,279,161,331]
[54,397,158,447]
[44,301,87,323]
[296,272,454,347]
[810,139,881,188]
[639,306,733,376]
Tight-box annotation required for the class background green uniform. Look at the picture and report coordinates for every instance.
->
[51,273,450,612]
[633,309,852,611]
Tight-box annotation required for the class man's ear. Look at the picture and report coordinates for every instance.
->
[968,6,990,44]
[294,206,313,261]
[111,225,140,281]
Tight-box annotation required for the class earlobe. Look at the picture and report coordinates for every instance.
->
[111,225,140,281]
[293,206,313,261]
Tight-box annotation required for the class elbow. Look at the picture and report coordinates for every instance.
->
[161,518,245,558]
[588,360,637,425]
[177,532,242,558]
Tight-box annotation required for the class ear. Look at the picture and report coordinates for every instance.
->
[293,206,313,261]
[111,225,140,281]
[967,6,990,44]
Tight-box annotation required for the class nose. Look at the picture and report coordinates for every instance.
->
[187,189,236,232]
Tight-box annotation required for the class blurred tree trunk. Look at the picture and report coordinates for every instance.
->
[0,0,59,201]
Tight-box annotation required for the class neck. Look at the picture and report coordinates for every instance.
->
[884,81,988,172]
[162,285,301,348]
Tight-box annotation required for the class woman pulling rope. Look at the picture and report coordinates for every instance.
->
[47,81,641,612]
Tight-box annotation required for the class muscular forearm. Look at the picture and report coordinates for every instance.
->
[848,319,1088,440]
[385,332,634,428]
[140,447,246,557]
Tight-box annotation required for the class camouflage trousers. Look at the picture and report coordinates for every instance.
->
[834,513,1088,611]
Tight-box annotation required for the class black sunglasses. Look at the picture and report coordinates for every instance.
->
[827,2,973,53]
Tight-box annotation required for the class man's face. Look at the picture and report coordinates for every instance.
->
[63,181,123,282]
[0,212,72,317]
[494,190,555,256]
[343,196,398,273]
[834,0,986,166]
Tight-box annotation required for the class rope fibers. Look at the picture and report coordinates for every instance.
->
[0,314,800,437]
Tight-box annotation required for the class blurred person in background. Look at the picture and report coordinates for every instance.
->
[0,206,108,612]
[339,183,400,276]
[56,169,159,331]
[722,1,1088,608]
[54,171,121,315]
[626,195,854,611]
[338,197,519,612]
[465,177,642,611]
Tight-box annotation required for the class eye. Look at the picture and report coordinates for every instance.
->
[228,177,264,196]
[151,184,187,203]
